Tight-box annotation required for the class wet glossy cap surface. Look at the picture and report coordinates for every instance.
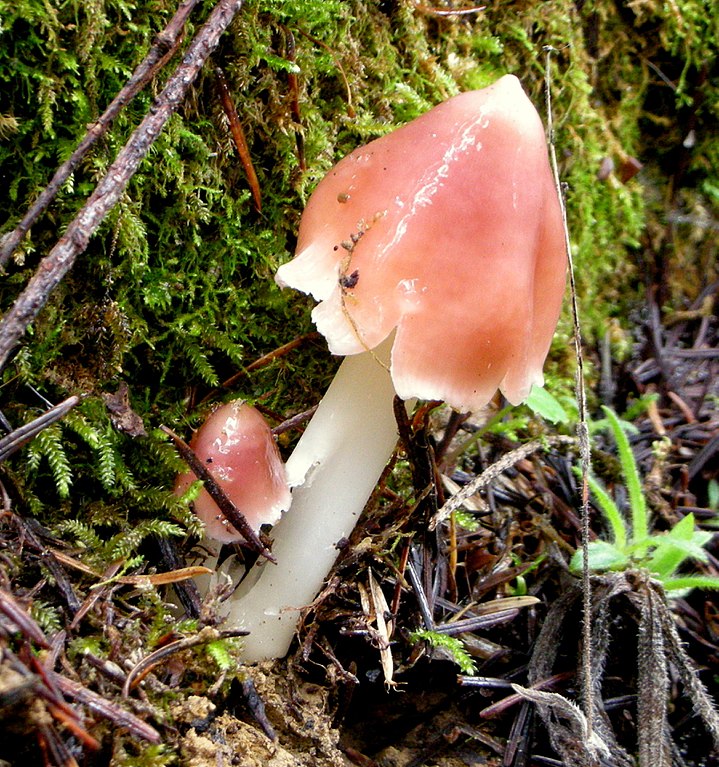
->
[276,75,566,411]
[175,401,291,543]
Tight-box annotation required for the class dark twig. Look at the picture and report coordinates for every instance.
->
[239,675,277,740]
[0,0,245,372]
[161,425,276,563]
[67,559,124,631]
[53,672,161,743]
[25,653,101,751]
[434,409,469,464]
[156,535,202,619]
[478,672,574,719]
[503,701,534,767]
[279,25,306,170]
[0,395,81,463]
[203,331,322,403]
[456,676,514,690]
[687,433,719,481]
[0,0,203,267]
[38,721,80,767]
[406,554,435,630]
[8,642,161,747]
[431,436,575,530]
[122,626,248,696]
[671,347,718,359]
[432,607,527,636]
[0,587,51,648]
[215,66,262,212]
[272,405,318,436]
[13,517,82,615]
[3,648,102,757]
[648,293,674,387]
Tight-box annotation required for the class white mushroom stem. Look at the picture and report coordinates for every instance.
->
[223,337,402,661]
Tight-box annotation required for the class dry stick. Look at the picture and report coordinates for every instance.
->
[160,425,276,563]
[215,66,263,212]
[0,587,52,648]
[121,626,248,697]
[430,435,576,530]
[203,331,322,401]
[544,46,594,738]
[0,0,203,268]
[52,673,161,744]
[280,26,307,169]
[0,0,245,372]
[0,395,81,463]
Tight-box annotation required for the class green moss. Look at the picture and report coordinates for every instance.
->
[0,2,717,749]
[1,0,715,509]
[112,744,174,767]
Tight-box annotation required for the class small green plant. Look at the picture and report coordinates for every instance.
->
[410,629,477,676]
[570,406,719,592]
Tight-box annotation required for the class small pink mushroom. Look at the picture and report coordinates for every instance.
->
[175,400,291,543]
[230,75,567,661]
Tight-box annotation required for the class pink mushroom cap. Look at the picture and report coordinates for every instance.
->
[175,400,291,543]
[276,74,566,411]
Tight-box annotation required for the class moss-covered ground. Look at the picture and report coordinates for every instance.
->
[0,1,717,765]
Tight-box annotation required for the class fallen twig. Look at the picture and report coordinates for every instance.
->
[207,331,322,399]
[161,425,276,563]
[53,672,161,743]
[0,0,245,372]
[215,66,263,212]
[0,396,81,463]
[122,626,248,696]
[0,0,203,268]
[12,516,82,615]
[430,435,575,530]
[0,587,51,648]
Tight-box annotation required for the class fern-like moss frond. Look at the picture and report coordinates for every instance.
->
[26,424,73,499]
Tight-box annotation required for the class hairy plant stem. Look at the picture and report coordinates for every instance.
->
[545,46,594,738]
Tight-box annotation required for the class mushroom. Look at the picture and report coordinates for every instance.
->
[175,400,291,544]
[228,74,567,661]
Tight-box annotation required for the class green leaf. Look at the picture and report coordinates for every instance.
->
[570,540,630,574]
[662,575,719,592]
[601,406,648,545]
[646,514,713,578]
[526,385,569,424]
[666,512,700,540]
[574,467,627,549]
[708,479,719,511]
